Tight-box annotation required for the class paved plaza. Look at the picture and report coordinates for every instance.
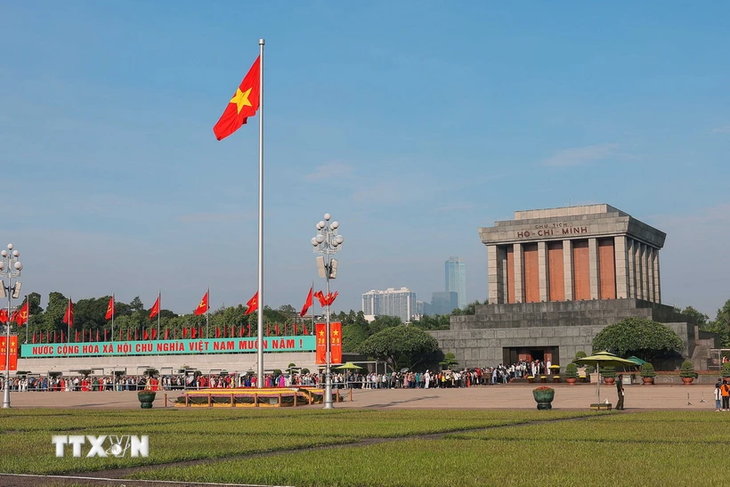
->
[3,383,719,410]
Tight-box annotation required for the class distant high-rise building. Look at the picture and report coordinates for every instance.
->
[415,300,432,319]
[431,291,459,315]
[361,287,417,323]
[445,256,466,309]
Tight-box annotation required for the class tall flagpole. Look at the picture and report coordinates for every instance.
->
[205,287,210,339]
[311,280,314,335]
[25,294,29,344]
[256,38,265,388]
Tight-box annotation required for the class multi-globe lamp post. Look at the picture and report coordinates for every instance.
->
[0,243,23,409]
[311,213,344,409]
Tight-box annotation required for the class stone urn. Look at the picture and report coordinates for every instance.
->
[532,386,555,410]
[681,377,694,385]
[604,377,616,385]
[566,378,578,385]
[642,377,654,385]
[137,391,156,409]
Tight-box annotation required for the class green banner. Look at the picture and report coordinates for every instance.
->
[20,336,315,358]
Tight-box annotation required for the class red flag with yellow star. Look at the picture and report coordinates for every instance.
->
[244,292,258,316]
[213,56,261,141]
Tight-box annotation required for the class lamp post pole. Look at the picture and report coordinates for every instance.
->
[1,243,23,409]
[311,213,344,410]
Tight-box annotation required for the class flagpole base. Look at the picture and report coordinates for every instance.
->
[323,376,334,409]
[2,385,10,409]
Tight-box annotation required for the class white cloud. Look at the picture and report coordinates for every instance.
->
[304,163,354,181]
[542,143,620,167]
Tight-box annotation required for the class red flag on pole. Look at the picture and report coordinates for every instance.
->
[62,299,74,328]
[300,286,313,317]
[213,56,261,141]
[127,329,131,341]
[104,329,108,341]
[191,327,197,339]
[266,324,270,337]
[75,330,79,342]
[216,326,221,338]
[151,328,157,340]
[194,292,209,316]
[15,302,29,325]
[143,329,149,340]
[0,309,7,323]
[31,332,36,344]
[149,294,160,319]
[96,329,100,342]
[315,323,326,365]
[293,323,298,335]
[105,296,115,320]
[164,328,169,340]
[183,327,188,339]
[275,324,280,336]
[303,322,308,335]
[134,329,138,340]
[245,292,258,315]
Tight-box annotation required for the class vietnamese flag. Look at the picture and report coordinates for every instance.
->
[62,299,74,328]
[183,327,188,339]
[134,329,138,341]
[31,332,36,344]
[293,323,298,335]
[216,326,221,338]
[300,286,313,317]
[275,324,280,336]
[245,292,258,315]
[191,326,198,339]
[213,56,261,141]
[315,323,326,365]
[75,330,79,342]
[104,329,109,341]
[0,308,7,324]
[105,296,115,320]
[152,328,157,340]
[303,322,308,335]
[164,328,170,340]
[194,291,209,316]
[149,294,160,319]
[143,328,149,340]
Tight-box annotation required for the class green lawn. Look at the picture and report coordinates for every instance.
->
[2,408,728,486]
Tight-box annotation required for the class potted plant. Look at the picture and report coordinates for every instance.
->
[640,363,656,385]
[602,366,616,385]
[565,363,578,385]
[679,361,695,385]
[532,386,555,410]
[138,369,159,408]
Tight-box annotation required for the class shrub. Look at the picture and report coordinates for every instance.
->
[679,361,695,378]
[565,363,578,379]
[640,363,656,378]
[722,362,730,378]
[574,351,587,361]
[601,366,616,379]
[145,368,159,377]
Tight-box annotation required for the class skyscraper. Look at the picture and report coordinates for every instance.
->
[361,287,417,323]
[445,256,466,309]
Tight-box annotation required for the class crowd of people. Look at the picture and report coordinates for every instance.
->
[0,359,556,392]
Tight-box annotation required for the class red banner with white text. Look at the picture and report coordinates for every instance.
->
[315,323,326,365]
[0,335,19,371]
[330,322,342,365]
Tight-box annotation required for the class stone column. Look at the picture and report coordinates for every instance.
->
[513,243,524,303]
[641,243,650,300]
[500,247,509,304]
[627,239,636,299]
[614,236,629,299]
[487,245,500,304]
[588,238,599,300]
[646,247,656,303]
[563,239,574,301]
[634,241,643,300]
[653,249,660,303]
[538,241,548,302]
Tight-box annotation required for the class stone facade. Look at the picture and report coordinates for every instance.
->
[429,204,718,371]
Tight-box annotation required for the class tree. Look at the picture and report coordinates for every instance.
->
[412,315,450,330]
[342,323,370,353]
[451,300,487,316]
[439,352,459,370]
[681,306,709,326]
[705,299,730,347]
[368,315,402,335]
[357,325,440,371]
[591,317,683,362]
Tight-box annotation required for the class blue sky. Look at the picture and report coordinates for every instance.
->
[2,2,729,317]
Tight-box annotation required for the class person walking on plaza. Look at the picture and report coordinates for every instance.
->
[616,374,625,410]
[714,378,723,412]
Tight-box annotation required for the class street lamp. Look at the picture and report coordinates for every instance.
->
[0,243,23,409]
[311,213,344,409]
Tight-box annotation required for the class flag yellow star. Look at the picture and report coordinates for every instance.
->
[230,87,253,114]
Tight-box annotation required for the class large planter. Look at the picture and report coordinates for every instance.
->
[566,378,578,385]
[137,391,156,409]
[532,387,555,410]
[604,377,616,385]
[642,377,655,385]
[681,377,694,385]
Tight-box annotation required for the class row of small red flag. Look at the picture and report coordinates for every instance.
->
[4,286,337,328]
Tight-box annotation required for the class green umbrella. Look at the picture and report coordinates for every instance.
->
[575,351,636,404]
[333,362,363,370]
[626,356,647,366]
